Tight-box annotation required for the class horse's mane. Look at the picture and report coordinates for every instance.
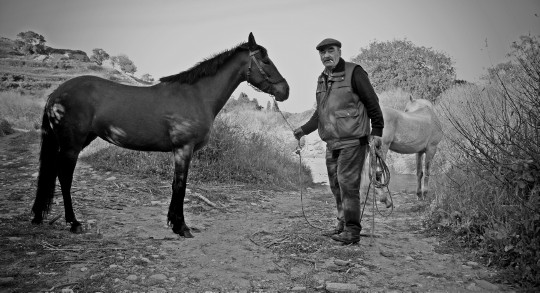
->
[159,42,267,84]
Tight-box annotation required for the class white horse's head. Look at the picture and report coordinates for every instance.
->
[404,95,433,112]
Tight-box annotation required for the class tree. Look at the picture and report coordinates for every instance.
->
[237,92,250,103]
[223,92,262,111]
[90,48,110,65]
[15,31,46,55]
[111,54,137,74]
[351,39,455,102]
[140,73,154,82]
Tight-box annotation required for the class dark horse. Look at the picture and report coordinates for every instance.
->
[31,33,289,238]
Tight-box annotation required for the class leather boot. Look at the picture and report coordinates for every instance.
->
[331,230,360,244]
[322,220,344,236]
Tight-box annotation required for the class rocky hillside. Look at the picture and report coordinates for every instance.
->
[0,36,146,94]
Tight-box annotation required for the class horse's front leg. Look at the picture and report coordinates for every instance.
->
[376,145,393,208]
[168,145,194,238]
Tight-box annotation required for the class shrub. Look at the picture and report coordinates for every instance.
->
[0,119,15,136]
[427,35,540,287]
[0,90,45,130]
[140,73,154,83]
[86,64,104,71]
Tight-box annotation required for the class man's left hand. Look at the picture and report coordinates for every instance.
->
[293,128,305,140]
[370,135,382,149]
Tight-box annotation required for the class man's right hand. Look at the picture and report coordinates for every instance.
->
[293,128,304,140]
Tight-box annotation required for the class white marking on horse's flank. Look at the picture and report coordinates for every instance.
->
[110,126,126,138]
[107,126,127,145]
[170,121,195,138]
[48,103,65,125]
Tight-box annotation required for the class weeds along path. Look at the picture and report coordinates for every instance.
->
[0,131,512,292]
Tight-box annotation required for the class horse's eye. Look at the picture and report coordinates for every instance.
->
[262,59,271,65]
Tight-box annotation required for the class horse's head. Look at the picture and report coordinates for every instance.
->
[404,95,433,112]
[244,33,289,102]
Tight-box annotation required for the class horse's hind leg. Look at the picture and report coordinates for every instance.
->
[423,146,438,199]
[58,147,83,233]
[416,152,425,200]
[56,129,89,233]
[168,145,194,238]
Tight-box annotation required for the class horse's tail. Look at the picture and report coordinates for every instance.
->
[32,111,59,218]
[359,145,371,199]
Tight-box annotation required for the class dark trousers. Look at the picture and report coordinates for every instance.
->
[326,144,368,233]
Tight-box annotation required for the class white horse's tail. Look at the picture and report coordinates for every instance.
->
[360,146,371,201]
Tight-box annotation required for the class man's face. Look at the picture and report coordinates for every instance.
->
[319,45,341,70]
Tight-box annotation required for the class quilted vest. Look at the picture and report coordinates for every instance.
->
[316,62,370,149]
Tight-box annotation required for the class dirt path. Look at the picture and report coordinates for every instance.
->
[0,132,513,292]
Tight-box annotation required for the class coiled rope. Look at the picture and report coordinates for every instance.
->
[363,145,394,219]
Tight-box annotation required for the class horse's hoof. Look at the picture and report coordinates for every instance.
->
[380,197,393,208]
[422,191,429,200]
[172,225,194,238]
[70,223,83,234]
[31,217,42,225]
[416,192,423,200]
[181,229,194,238]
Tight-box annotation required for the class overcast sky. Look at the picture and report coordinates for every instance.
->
[1,0,539,113]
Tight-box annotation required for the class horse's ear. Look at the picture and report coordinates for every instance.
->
[248,32,257,50]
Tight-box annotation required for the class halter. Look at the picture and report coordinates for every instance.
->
[246,50,286,88]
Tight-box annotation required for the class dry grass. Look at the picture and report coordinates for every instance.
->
[0,90,47,130]
[378,87,411,110]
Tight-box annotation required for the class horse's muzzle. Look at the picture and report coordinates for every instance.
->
[273,81,290,102]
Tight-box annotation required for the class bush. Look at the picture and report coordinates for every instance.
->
[0,119,15,136]
[86,64,104,71]
[427,35,540,287]
[0,90,45,130]
[140,73,154,83]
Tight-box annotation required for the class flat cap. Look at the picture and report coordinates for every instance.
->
[316,38,341,50]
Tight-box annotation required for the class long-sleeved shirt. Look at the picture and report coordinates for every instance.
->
[301,58,384,139]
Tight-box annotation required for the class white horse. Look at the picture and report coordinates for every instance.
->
[373,96,443,206]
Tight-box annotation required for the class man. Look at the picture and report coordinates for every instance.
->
[293,38,384,244]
